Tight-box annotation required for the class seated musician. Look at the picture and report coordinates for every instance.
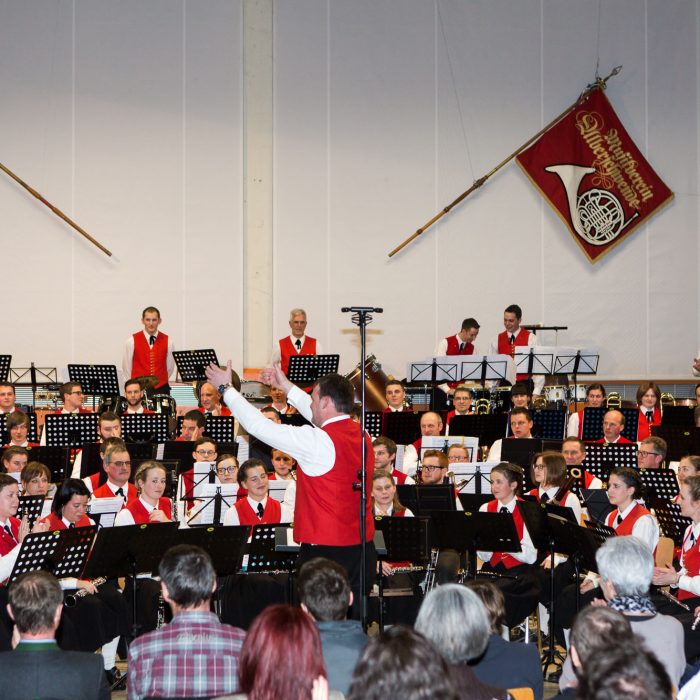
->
[675,455,700,503]
[445,385,474,433]
[372,470,414,517]
[20,461,55,499]
[420,450,463,511]
[510,383,531,409]
[446,443,470,464]
[636,381,663,441]
[402,412,443,475]
[269,448,296,481]
[373,437,415,485]
[1,446,28,476]
[38,381,91,446]
[267,385,296,415]
[384,380,409,413]
[197,382,232,416]
[70,412,122,489]
[114,461,171,526]
[653,475,700,662]
[222,458,292,526]
[91,439,137,506]
[260,406,282,423]
[216,453,240,486]
[0,381,20,415]
[123,378,153,414]
[637,436,667,470]
[562,437,602,489]
[594,409,633,444]
[528,451,582,522]
[488,407,534,462]
[177,437,218,518]
[566,383,606,437]
[40,479,128,675]
[177,409,206,441]
[3,411,37,448]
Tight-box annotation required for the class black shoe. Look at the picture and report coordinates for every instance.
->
[105,666,126,691]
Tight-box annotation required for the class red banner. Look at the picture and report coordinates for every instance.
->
[516,89,673,263]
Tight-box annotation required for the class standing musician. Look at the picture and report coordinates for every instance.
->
[122,305,175,394]
[594,409,633,444]
[197,382,232,416]
[206,361,375,619]
[3,411,37,448]
[372,437,415,485]
[562,437,603,489]
[91,439,137,505]
[566,383,607,438]
[488,304,543,396]
[434,318,480,395]
[653,475,700,661]
[271,308,322,375]
[477,462,539,626]
[266,385,296,415]
[636,381,663,441]
[39,479,128,678]
[384,380,409,413]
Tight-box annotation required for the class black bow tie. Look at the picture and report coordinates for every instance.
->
[509,334,515,344]
[257,502,265,519]
[295,339,302,350]
[3,524,16,541]
[115,487,126,503]
[149,335,156,346]
[540,492,550,504]
[500,506,508,514]
[616,514,623,525]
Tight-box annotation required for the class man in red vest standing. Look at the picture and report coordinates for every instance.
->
[122,306,175,394]
[434,317,480,395]
[488,304,543,396]
[206,361,374,619]
[271,308,323,375]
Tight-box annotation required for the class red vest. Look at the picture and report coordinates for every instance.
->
[636,406,662,441]
[606,503,652,535]
[497,329,531,382]
[583,470,598,488]
[279,336,317,375]
[486,499,525,569]
[575,409,584,438]
[132,331,169,389]
[594,436,633,445]
[125,497,172,524]
[234,497,281,526]
[294,418,374,546]
[680,527,700,601]
[392,468,409,485]
[92,482,138,506]
[0,516,20,556]
[41,512,92,530]
[445,336,475,356]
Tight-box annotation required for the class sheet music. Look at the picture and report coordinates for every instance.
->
[419,436,479,462]
[197,483,238,524]
[448,461,499,494]
[88,496,123,528]
[268,480,292,504]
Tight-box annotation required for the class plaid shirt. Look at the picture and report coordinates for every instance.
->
[127,610,245,700]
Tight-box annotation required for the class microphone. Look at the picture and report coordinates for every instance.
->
[341,307,383,313]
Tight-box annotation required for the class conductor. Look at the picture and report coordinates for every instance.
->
[205,361,375,616]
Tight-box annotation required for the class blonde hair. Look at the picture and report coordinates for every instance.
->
[134,460,166,488]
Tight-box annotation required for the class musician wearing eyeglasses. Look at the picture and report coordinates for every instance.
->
[39,381,92,446]
[91,440,137,505]
[419,451,463,511]
[637,437,667,470]
[270,308,323,375]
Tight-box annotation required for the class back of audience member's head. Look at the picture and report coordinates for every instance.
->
[238,604,326,700]
[570,605,632,670]
[596,535,653,596]
[158,544,215,608]
[465,578,506,636]
[576,636,673,700]
[347,626,459,700]
[415,584,490,664]
[8,571,62,635]
[297,557,351,621]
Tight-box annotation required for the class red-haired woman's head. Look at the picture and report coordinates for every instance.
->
[239,604,326,700]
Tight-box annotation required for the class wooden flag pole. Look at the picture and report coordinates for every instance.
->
[387,66,621,258]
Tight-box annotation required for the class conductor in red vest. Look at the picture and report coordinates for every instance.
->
[206,361,375,616]
[122,306,175,394]
[488,304,543,396]
[271,308,323,375]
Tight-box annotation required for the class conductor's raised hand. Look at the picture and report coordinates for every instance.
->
[205,361,233,390]
[260,363,293,394]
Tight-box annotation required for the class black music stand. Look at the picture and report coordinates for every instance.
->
[658,406,694,428]
[25,446,72,482]
[177,525,250,575]
[373,516,431,630]
[0,354,11,382]
[449,414,508,447]
[287,354,339,385]
[396,485,456,516]
[514,347,555,383]
[459,355,515,388]
[204,416,235,442]
[581,489,614,524]
[160,441,197,473]
[580,406,605,442]
[120,413,170,443]
[458,493,493,511]
[9,525,97,583]
[248,523,296,574]
[17,495,46,528]
[554,349,599,408]
[363,411,383,438]
[173,349,220,382]
[532,409,567,440]
[44,414,99,447]
[620,407,640,442]
[582,444,637,474]
[653,425,700,463]
[67,364,120,409]
[187,483,237,526]
[450,463,495,495]
[181,462,218,502]
[79,442,103,479]
[638,469,679,502]
[651,498,692,548]
[0,412,39,443]
[383,412,422,447]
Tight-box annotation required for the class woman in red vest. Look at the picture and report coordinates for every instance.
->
[675,455,700,504]
[477,463,540,627]
[636,381,663,442]
[528,451,582,522]
[372,470,413,518]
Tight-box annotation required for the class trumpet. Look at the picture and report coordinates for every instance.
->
[532,394,548,410]
[64,577,108,607]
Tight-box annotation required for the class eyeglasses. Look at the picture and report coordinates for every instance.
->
[533,464,545,470]
[217,467,236,474]
[637,450,659,458]
[448,455,468,462]
[196,449,216,457]
[422,465,442,472]
[110,460,132,468]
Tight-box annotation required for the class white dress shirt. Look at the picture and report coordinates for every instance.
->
[222,495,293,526]
[270,335,324,366]
[122,330,176,382]
[488,328,544,395]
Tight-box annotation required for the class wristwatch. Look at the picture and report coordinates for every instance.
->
[218,383,232,394]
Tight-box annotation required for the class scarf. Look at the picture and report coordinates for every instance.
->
[608,594,656,615]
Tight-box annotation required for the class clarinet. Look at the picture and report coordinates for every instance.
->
[171,469,179,524]
[657,586,692,612]
[64,577,108,607]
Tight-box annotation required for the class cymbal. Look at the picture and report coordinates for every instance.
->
[134,375,159,390]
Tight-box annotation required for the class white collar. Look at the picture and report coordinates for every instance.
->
[142,330,159,341]
[247,495,268,510]
[617,501,637,519]
[290,334,306,347]
[321,415,350,428]
[497,497,517,512]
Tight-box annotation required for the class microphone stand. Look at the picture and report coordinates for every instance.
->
[342,305,383,630]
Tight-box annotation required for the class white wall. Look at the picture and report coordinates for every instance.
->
[1,0,697,384]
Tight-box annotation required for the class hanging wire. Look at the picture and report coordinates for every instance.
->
[594,0,603,80]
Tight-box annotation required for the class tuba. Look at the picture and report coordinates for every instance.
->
[606,392,622,410]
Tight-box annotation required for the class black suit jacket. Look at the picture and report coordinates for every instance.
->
[0,645,109,700]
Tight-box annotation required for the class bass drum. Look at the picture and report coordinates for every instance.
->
[98,395,128,415]
[345,355,389,412]
[147,394,178,419]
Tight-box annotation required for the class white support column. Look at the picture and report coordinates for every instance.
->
[243,0,273,370]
